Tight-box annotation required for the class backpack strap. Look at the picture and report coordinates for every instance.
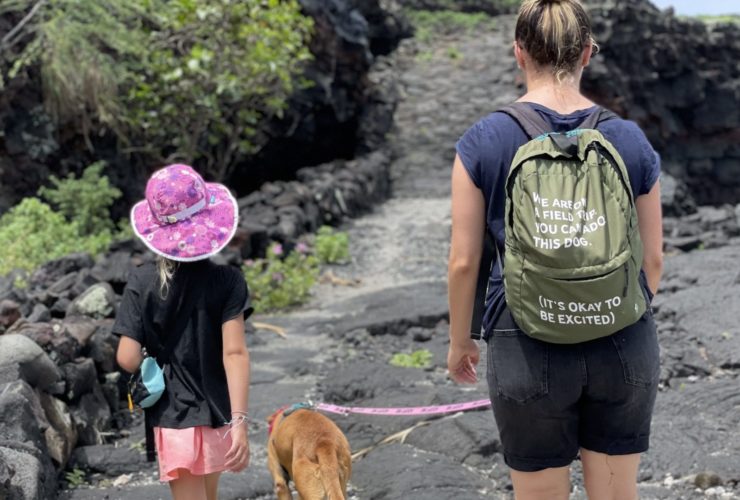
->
[579,107,618,130]
[499,103,619,139]
[498,103,552,140]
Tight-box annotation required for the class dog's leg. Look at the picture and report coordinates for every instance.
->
[292,457,326,500]
[267,440,293,500]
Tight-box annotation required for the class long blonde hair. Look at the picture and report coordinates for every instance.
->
[515,0,594,83]
[157,256,177,298]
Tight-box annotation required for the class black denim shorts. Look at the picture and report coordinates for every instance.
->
[486,308,660,472]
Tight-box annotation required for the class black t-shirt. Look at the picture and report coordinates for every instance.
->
[113,260,252,428]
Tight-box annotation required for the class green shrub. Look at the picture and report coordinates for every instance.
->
[242,243,320,313]
[1,0,314,180]
[390,349,433,369]
[405,10,497,42]
[0,198,111,276]
[39,162,122,235]
[126,0,314,180]
[314,226,350,264]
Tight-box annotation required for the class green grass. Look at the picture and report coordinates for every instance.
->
[390,349,433,369]
[681,14,740,25]
[405,10,497,43]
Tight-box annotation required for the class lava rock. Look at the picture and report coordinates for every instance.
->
[0,334,61,391]
[66,283,116,319]
[69,444,147,476]
[38,392,78,468]
[0,299,21,331]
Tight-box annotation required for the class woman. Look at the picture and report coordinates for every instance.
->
[115,164,252,500]
[446,1,663,499]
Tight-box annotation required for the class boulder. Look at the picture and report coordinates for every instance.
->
[87,321,119,375]
[66,283,116,319]
[71,383,112,446]
[69,444,147,476]
[38,392,78,468]
[0,444,56,500]
[61,358,98,403]
[26,304,51,323]
[584,2,740,204]
[7,321,80,366]
[0,299,21,330]
[660,172,696,217]
[0,334,60,391]
[29,253,95,289]
[0,380,49,450]
[63,317,98,347]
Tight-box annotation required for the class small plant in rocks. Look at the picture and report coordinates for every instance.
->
[64,468,88,488]
[243,243,320,313]
[314,226,350,264]
[390,349,433,369]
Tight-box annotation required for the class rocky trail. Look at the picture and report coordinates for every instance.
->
[59,17,739,500]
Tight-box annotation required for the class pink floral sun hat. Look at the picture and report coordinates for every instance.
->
[131,164,239,262]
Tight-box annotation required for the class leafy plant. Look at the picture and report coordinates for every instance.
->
[390,349,433,369]
[0,198,111,276]
[314,226,350,264]
[64,467,87,488]
[0,162,127,277]
[243,243,320,313]
[39,162,122,236]
[125,0,314,180]
[1,0,314,179]
[405,9,497,43]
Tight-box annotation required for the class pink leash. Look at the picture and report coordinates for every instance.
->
[315,399,491,417]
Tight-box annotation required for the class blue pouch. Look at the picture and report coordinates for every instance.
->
[128,356,165,409]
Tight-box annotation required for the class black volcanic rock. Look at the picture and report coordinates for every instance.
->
[584,0,740,205]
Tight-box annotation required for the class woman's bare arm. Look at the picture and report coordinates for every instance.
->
[636,181,663,295]
[447,155,486,383]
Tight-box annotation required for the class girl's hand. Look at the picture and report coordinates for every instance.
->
[447,339,480,384]
[224,421,250,472]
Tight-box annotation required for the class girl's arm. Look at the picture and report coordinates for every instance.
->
[116,336,143,373]
[636,181,664,295]
[222,315,250,471]
[447,155,486,384]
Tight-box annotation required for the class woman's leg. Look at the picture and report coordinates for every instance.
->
[204,472,222,500]
[169,469,207,500]
[510,466,571,500]
[581,448,640,500]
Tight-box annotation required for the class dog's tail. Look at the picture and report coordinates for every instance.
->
[316,440,347,500]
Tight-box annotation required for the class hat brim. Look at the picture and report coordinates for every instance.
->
[131,183,239,262]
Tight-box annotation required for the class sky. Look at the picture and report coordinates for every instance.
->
[649,0,739,15]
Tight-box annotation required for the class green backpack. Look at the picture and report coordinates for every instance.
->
[497,104,647,344]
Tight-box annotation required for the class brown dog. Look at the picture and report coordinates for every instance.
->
[266,404,352,500]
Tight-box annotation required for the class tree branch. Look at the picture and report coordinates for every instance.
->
[1,0,47,50]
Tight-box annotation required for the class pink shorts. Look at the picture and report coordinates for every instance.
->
[154,425,232,482]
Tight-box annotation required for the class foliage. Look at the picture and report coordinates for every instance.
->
[39,162,122,236]
[126,0,314,180]
[0,162,126,277]
[314,226,350,264]
[0,198,112,276]
[243,243,320,313]
[390,349,433,369]
[0,0,153,132]
[1,0,314,179]
[692,14,740,25]
[64,467,87,488]
[405,9,497,42]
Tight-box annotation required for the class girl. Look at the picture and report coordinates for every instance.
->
[115,164,252,500]
[447,1,663,499]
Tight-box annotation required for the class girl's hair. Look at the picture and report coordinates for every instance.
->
[157,256,177,298]
[515,0,594,83]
